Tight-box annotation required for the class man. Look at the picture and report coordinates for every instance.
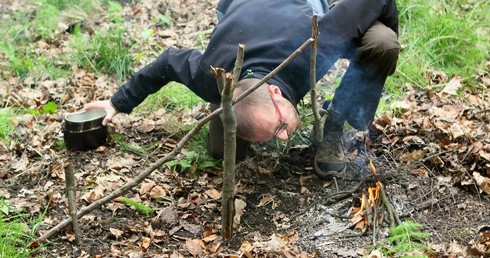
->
[84,0,400,179]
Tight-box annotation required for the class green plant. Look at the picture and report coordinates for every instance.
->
[120,197,154,215]
[107,1,124,24]
[381,220,432,257]
[165,149,218,173]
[112,133,160,155]
[0,199,46,258]
[0,44,32,78]
[136,82,204,113]
[0,108,18,143]
[42,101,58,114]
[44,0,99,12]
[31,4,60,39]
[157,12,172,27]
[54,139,66,151]
[391,0,489,92]
[70,25,134,81]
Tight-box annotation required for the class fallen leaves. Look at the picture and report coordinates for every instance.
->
[473,172,490,195]
[373,74,490,194]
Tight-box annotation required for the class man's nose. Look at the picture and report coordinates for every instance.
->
[275,129,289,141]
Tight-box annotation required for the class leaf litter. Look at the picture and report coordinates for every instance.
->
[0,0,489,257]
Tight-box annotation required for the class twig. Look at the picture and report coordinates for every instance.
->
[290,178,366,221]
[379,182,401,228]
[37,36,314,243]
[64,158,81,245]
[309,15,324,143]
[219,43,244,240]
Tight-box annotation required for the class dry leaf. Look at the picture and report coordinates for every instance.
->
[257,194,273,207]
[440,76,462,96]
[141,236,151,249]
[233,199,247,227]
[139,119,156,132]
[473,172,490,194]
[411,167,429,178]
[259,234,289,252]
[204,188,221,200]
[110,228,124,238]
[239,240,255,255]
[202,234,218,242]
[184,239,205,257]
[367,249,383,258]
[158,206,177,225]
[150,185,166,199]
[139,182,155,195]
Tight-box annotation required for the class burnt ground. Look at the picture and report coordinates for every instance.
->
[0,0,489,257]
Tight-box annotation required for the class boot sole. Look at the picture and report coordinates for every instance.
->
[314,154,347,179]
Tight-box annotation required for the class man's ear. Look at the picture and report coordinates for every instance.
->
[268,84,283,96]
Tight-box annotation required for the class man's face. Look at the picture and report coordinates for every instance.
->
[241,92,301,143]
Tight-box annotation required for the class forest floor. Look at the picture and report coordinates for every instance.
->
[0,0,489,257]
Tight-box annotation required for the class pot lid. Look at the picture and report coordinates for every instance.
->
[64,109,106,123]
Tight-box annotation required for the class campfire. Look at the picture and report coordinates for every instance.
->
[350,159,383,231]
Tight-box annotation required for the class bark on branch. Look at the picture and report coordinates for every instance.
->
[214,68,235,239]
[309,15,325,143]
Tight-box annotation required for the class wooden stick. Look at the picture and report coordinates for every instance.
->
[379,182,401,228]
[309,15,324,143]
[64,158,81,245]
[219,69,236,239]
[219,44,244,240]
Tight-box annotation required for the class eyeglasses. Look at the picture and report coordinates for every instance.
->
[268,86,288,139]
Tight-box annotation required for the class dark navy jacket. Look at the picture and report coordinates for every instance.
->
[111,0,398,114]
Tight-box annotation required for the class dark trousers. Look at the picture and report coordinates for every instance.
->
[327,21,400,130]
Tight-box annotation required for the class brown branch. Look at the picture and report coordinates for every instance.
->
[220,44,244,240]
[232,43,245,82]
[309,15,324,143]
[220,70,236,239]
[379,182,401,228]
[37,35,314,244]
[64,159,81,245]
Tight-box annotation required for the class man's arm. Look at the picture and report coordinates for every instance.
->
[110,48,204,114]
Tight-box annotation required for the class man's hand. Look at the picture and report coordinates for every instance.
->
[84,100,119,126]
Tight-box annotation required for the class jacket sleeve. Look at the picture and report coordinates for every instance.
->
[379,0,398,35]
[110,48,204,114]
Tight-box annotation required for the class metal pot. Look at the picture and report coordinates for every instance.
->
[63,109,107,151]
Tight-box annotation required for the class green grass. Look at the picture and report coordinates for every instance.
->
[0,199,46,258]
[32,3,60,39]
[0,0,132,81]
[44,0,100,12]
[136,82,205,113]
[0,108,19,143]
[68,1,134,81]
[389,0,489,93]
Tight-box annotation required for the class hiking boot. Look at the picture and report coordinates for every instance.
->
[314,130,347,179]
